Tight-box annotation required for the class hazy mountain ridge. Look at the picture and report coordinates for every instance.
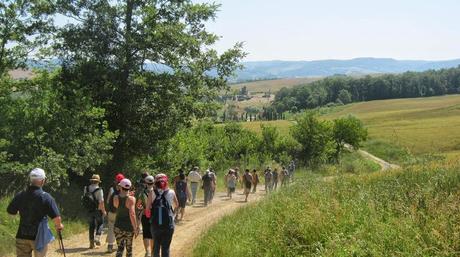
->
[236,57,460,81]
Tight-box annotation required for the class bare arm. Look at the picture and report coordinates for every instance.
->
[127,196,138,232]
[172,193,179,210]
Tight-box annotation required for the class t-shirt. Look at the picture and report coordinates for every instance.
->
[87,184,104,203]
[227,175,237,188]
[188,171,202,183]
[7,186,60,240]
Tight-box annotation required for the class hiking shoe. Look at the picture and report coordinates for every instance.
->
[145,252,151,257]
[89,241,95,249]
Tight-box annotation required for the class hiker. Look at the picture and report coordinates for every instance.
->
[136,175,155,257]
[226,169,237,199]
[113,178,139,257]
[242,169,253,202]
[251,169,260,193]
[106,173,125,253]
[264,167,273,193]
[7,168,64,257]
[146,174,178,257]
[281,166,290,186]
[173,168,186,185]
[174,173,190,221]
[208,168,217,203]
[187,167,201,205]
[83,174,106,249]
[272,168,279,190]
[202,170,213,206]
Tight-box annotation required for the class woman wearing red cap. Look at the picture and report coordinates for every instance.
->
[146,174,178,257]
[106,173,125,253]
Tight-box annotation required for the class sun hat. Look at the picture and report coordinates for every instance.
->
[144,175,154,184]
[115,173,125,183]
[90,174,101,183]
[155,173,168,181]
[29,168,46,181]
[118,178,132,189]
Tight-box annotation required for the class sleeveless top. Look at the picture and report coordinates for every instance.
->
[114,195,133,232]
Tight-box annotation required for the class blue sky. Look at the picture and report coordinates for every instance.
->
[197,0,460,61]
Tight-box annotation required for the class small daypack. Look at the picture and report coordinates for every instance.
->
[150,189,174,230]
[175,181,187,201]
[81,187,100,211]
[107,186,119,213]
[202,173,212,188]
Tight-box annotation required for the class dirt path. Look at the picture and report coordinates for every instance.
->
[344,143,400,171]
[42,186,267,257]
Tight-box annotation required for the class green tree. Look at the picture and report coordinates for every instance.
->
[0,71,116,192]
[291,112,334,166]
[337,89,352,104]
[0,0,56,75]
[54,1,245,172]
[332,115,368,161]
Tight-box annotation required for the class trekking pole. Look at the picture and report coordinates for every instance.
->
[58,231,67,257]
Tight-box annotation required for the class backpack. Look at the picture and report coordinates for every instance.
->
[81,187,100,212]
[107,186,119,213]
[175,181,187,201]
[244,173,252,188]
[202,173,212,188]
[150,189,174,230]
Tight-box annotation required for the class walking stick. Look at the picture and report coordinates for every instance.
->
[58,231,67,257]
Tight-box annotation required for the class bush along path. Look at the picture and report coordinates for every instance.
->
[25,185,268,257]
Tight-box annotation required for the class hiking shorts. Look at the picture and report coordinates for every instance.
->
[141,215,152,239]
[244,185,251,194]
[228,187,235,193]
[178,197,187,208]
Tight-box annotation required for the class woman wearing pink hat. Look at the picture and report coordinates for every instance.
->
[113,178,139,257]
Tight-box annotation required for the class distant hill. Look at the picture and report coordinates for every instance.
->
[236,57,460,81]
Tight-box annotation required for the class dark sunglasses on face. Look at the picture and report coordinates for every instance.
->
[147,182,154,185]
[121,187,130,191]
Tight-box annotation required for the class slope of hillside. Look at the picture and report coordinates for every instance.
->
[236,57,460,81]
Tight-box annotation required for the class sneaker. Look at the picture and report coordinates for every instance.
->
[145,252,151,257]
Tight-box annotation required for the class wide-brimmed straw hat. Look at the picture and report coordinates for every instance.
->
[90,174,101,183]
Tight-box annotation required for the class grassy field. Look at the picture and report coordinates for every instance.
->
[240,94,460,162]
[193,159,460,257]
[230,77,321,93]
[323,94,460,158]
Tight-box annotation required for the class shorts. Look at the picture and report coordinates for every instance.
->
[178,197,187,208]
[141,215,152,239]
[244,185,251,194]
[228,187,235,193]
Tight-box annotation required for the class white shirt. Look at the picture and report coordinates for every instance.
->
[87,184,104,203]
[188,170,202,183]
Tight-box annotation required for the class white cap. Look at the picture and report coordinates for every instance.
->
[29,168,46,181]
[118,178,132,189]
[144,175,154,183]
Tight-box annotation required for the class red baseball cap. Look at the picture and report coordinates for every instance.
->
[115,173,125,183]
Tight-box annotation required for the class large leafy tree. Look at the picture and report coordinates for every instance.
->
[332,115,368,161]
[291,112,334,166]
[53,0,245,171]
[0,0,56,75]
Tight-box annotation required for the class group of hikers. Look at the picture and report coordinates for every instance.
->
[6,161,295,257]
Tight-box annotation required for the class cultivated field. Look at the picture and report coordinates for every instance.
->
[323,94,460,156]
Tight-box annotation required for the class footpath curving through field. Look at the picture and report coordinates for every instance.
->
[344,143,400,171]
[37,186,267,257]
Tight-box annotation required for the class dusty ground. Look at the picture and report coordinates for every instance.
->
[43,186,267,257]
